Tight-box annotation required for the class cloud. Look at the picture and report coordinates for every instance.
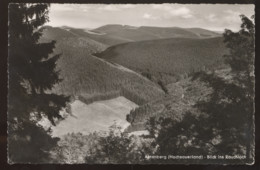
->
[152,4,172,11]
[224,10,241,23]
[97,4,135,11]
[152,4,193,19]
[50,4,91,13]
[143,13,160,20]
[121,4,135,9]
[98,5,121,11]
[206,14,217,22]
[169,7,193,18]
[50,4,75,12]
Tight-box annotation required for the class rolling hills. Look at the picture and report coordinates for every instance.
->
[95,37,229,85]
[43,25,221,46]
[40,26,165,105]
[91,25,221,45]
[39,25,228,135]
[186,28,221,37]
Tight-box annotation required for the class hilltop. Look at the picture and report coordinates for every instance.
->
[92,25,221,42]
[95,37,229,85]
[42,24,221,46]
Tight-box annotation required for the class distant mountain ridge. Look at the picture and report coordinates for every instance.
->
[42,24,221,46]
[91,24,220,37]
[91,24,221,44]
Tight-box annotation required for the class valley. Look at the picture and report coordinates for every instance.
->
[40,24,228,136]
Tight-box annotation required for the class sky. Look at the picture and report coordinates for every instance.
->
[47,4,254,32]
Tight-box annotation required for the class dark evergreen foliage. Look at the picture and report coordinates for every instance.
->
[8,3,69,163]
[145,14,255,164]
[84,124,149,164]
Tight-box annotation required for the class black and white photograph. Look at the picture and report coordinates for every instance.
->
[7,3,255,164]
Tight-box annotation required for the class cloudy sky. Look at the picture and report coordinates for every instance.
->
[47,4,254,31]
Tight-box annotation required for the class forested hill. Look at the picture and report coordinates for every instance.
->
[38,25,227,104]
[40,26,165,105]
[95,37,229,85]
